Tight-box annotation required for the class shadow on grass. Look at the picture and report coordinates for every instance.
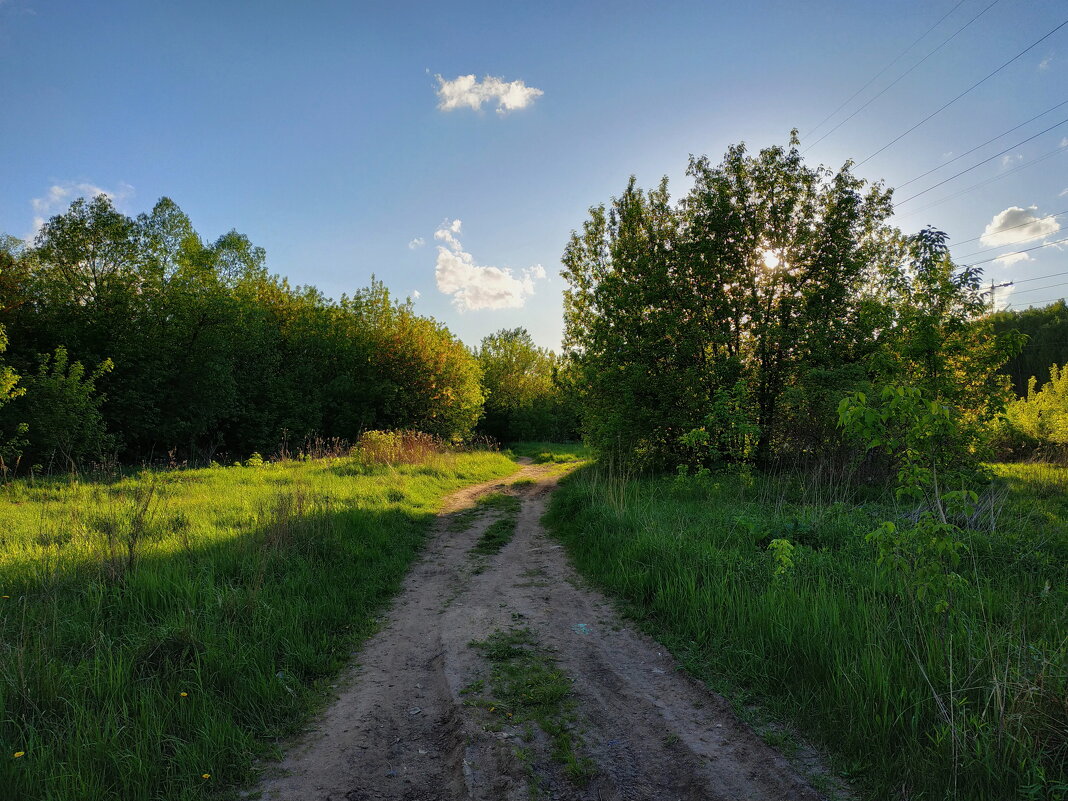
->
[0,500,438,801]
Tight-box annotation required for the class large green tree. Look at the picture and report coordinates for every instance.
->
[562,134,1014,466]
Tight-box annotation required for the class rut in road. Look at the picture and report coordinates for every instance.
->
[259,462,824,801]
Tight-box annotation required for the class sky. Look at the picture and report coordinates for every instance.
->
[1,0,1066,350]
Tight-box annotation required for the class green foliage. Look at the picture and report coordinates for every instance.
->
[4,346,113,470]
[994,363,1068,460]
[0,195,483,467]
[991,300,1068,395]
[476,327,577,443]
[545,463,1068,800]
[561,137,1017,467]
[0,320,25,471]
[0,450,517,800]
[839,385,982,615]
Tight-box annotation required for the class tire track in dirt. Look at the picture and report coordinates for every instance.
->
[258,462,824,801]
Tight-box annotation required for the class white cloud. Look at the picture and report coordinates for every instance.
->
[1038,54,1053,71]
[412,289,421,299]
[408,237,426,250]
[994,251,1032,267]
[1061,137,1068,148]
[980,206,1061,247]
[1060,187,1068,197]
[435,74,543,114]
[433,219,545,311]
[1000,153,1023,169]
[29,180,133,237]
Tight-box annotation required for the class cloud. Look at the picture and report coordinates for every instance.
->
[30,180,133,237]
[1038,54,1053,71]
[994,251,1032,267]
[1061,137,1068,148]
[412,289,421,299]
[1000,153,1023,169]
[1061,187,1068,197]
[435,74,543,114]
[433,219,545,311]
[408,237,426,250]
[980,205,1061,247]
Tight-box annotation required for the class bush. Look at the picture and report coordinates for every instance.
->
[2,347,113,470]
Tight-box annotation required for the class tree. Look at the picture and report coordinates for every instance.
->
[561,134,1016,467]
[476,328,572,442]
[9,347,113,470]
[563,134,896,464]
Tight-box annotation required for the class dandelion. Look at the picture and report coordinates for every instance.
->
[201,773,211,779]
[180,692,188,697]
[13,751,25,758]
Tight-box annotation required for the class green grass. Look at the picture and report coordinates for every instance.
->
[507,442,594,464]
[465,626,595,791]
[471,493,522,555]
[544,462,1068,801]
[0,450,517,801]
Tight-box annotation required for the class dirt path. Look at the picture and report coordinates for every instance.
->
[258,463,823,801]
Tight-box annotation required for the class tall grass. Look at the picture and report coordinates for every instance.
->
[545,463,1068,800]
[0,449,516,800]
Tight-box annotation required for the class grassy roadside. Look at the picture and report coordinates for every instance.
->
[506,442,593,464]
[543,461,1068,800]
[0,450,517,800]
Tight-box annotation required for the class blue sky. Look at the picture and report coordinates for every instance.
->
[2,0,1066,349]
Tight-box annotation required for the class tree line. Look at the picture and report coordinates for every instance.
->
[560,132,1023,468]
[0,196,570,472]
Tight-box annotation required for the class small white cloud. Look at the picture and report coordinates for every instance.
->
[408,237,426,250]
[1061,137,1068,148]
[980,206,1061,247]
[29,180,133,238]
[435,74,543,115]
[941,151,954,160]
[1000,153,1023,169]
[412,289,421,299]
[1038,54,1053,71]
[433,219,546,311]
[1060,187,1068,197]
[994,251,1032,267]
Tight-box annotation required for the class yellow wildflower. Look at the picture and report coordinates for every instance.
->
[202,773,211,779]
[13,751,25,758]
[180,692,188,697]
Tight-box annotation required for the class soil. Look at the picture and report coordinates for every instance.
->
[257,462,826,801]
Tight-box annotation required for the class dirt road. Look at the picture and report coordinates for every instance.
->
[258,462,823,801]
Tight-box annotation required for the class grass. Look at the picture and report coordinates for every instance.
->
[507,442,593,464]
[0,450,517,801]
[465,626,596,792]
[471,493,522,555]
[544,461,1068,801]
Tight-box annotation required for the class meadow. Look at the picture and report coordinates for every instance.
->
[545,460,1068,800]
[0,449,517,800]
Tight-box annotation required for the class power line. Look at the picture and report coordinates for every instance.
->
[895,117,1068,204]
[964,235,1068,267]
[1004,269,1068,285]
[857,17,1068,167]
[896,143,1068,217]
[803,0,987,151]
[951,209,1068,248]
[897,99,1068,189]
[1011,281,1068,296]
[957,231,1068,261]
